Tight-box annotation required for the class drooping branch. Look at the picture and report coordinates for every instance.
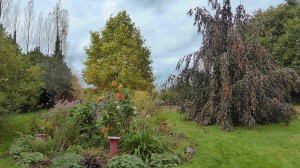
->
[166,0,300,131]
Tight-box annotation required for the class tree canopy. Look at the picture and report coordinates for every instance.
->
[165,0,300,131]
[0,28,44,116]
[83,11,154,92]
[249,0,300,73]
[0,0,76,113]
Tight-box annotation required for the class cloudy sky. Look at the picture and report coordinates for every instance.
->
[26,0,284,88]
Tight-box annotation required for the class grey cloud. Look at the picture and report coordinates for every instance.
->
[129,0,166,8]
[166,32,201,55]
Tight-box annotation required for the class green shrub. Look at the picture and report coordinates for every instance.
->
[19,152,45,167]
[69,101,100,147]
[0,29,45,115]
[29,115,53,136]
[66,145,83,154]
[108,154,147,168]
[149,111,168,126]
[120,129,164,161]
[28,100,102,153]
[29,101,78,147]
[31,139,53,154]
[150,153,180,168]
[80,147,108,158]
[133,91,157,115]
[52,153,83,168]
[9,134,34,159]
[51,116,80,153]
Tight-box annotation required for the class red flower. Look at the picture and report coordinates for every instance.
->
[97,97,103,103]
[101,127,108,133]
[112,81,118,87]
[116,93,125,101]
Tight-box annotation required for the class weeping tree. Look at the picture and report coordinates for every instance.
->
[165,0,300,131]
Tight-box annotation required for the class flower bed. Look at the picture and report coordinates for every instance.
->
[8,81,195,167]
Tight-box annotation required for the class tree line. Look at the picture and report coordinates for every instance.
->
[250,0,300,74]
[0,0,68,55]
[0,0,82,121]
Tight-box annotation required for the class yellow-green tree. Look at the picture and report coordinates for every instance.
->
[83,11,154,92]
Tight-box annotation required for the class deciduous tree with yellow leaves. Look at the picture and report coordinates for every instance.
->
[83,11,154,92]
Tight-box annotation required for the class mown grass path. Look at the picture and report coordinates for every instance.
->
[165,110,300,168]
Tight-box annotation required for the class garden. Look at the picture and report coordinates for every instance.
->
[1,82,195,168]
[1,95,299,167]
[1,0,300,167]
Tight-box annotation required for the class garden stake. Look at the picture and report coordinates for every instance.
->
[161,122,168,137]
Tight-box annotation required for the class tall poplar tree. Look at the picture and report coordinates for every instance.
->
[52,0,69,59]
[23,0,35,53]
[11,0,21,44]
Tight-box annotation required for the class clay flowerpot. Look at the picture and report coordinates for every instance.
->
[161,122,168,136]
[35,134,46,141]
[108,136,120,159]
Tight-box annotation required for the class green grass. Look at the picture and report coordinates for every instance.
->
[1,108,299,168]
[164,110,300,168]
[0,110,45,167]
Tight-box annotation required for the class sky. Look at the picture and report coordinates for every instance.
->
[25,0,285,88]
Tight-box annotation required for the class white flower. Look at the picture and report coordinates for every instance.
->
[117,106,120,109]
[134,111,137,115]
[146,115,150,118]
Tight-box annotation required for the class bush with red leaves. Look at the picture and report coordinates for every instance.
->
[80,156,107,168]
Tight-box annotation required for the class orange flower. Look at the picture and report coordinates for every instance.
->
[118,85,123,90]
[116,93,125,101]
[112,81,118,87]
[97,97,103,103]
[101,127,108,133]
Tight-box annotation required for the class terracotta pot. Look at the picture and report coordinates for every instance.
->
[108,136,120,159]
[35,134,46,141]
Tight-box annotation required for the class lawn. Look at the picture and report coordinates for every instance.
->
[0,111,44,168]
[1,109,299,168]
[165,110,300,168]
